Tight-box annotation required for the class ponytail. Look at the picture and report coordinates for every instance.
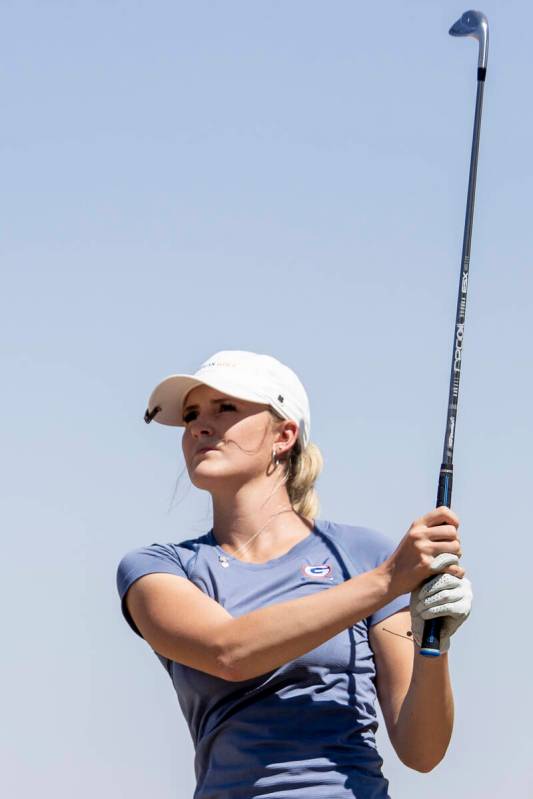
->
[285,439,323,520]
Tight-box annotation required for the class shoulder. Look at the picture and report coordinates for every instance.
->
[318,519,398,572]
[116,531,212,600]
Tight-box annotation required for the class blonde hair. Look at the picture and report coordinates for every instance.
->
[270,411,323,520]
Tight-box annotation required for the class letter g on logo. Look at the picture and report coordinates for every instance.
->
[301,564,333,579]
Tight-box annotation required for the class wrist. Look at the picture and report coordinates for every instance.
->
[373,560,398,604]
[374,558,405,602]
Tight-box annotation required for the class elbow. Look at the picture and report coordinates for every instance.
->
[215,626,269,682]
[211,622,245,682]
[219,651,262,682]
[219,660,246,682]
[216,644,247,683]
[398,752,445,773]
[392,735,447,773]
[215,629,260,682]
[404,759,440,774]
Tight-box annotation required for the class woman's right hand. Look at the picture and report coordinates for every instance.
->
[382,507,465,597]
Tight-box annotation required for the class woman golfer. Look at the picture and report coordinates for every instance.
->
[116,350,472,798]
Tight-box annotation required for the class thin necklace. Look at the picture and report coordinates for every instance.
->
[215,508,296,568]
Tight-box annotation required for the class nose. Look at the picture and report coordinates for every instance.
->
[188,412,215,440]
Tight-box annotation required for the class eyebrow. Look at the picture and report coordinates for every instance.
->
[183,397,235,413]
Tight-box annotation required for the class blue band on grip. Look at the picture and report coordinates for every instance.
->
[421,613,444,657]
[420,648,441,658]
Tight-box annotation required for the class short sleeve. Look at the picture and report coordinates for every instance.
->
[116,543,188,638]
[368,593,410,627]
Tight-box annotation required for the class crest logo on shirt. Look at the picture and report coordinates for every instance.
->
[301,563,333,579]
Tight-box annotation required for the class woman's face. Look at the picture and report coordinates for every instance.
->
[181,383,296,489]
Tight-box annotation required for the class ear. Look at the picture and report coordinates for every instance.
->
[273,419,299,455]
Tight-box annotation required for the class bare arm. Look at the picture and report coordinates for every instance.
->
[370,610,454,772]
[220,567,392,680]
[125,567,393,682]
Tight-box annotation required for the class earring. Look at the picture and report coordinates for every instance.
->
[272,447,280,467]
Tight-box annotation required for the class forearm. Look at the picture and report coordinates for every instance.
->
[392,648,454,771]
[220,567,394,681]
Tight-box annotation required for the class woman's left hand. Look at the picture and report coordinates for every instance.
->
[410,561,473,652]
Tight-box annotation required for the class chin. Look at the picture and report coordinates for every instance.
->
[189,462,246,490]
[189,463,228,488]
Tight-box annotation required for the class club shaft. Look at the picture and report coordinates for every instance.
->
[420,71,486,657]
[442,75,485,468]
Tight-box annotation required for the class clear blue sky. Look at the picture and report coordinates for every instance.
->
[2,1,532,796]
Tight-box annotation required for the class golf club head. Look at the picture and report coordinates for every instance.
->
[449,10,489,69]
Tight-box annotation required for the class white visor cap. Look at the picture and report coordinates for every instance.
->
[144,350,311,449]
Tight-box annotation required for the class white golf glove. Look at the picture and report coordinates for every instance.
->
[410,554,473,652]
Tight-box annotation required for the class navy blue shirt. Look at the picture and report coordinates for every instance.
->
[117,518,409,798]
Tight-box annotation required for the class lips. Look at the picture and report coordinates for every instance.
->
[196,446,217,455]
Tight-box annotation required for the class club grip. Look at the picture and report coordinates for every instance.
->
[436,465,453,509]
[420,465,453,657]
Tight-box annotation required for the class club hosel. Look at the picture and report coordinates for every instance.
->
[436,464,454,509]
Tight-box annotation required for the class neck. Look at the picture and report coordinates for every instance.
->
[210,478,312,561]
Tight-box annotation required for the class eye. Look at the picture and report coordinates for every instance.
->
[182,402,237,424]
[219,402,237,412]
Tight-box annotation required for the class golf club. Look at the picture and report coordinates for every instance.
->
[420,10,489,657]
